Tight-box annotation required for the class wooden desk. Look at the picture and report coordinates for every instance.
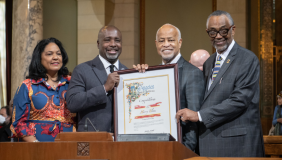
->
[0,132,198,160]
[264,135,282,158]
[185,158,281,160]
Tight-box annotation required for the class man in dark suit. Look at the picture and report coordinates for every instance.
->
[176,10,264,157]
[66,26,127,132]
[155,24,205,151]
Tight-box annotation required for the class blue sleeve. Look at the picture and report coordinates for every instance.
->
[273,106,278,126]
[10,82,34,138]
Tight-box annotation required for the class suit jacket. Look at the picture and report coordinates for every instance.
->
[177,56,205,151]
[0,122,11,142]
[199,43,265,157]
[66,56,127,132]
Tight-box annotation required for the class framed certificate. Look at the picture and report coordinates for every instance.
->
[113,64,181,142]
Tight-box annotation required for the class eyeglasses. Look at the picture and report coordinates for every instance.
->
[206,26,233,38]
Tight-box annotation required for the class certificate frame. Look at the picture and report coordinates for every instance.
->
[113,64,181,143]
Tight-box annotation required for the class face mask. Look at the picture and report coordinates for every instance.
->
[0,115,6,125]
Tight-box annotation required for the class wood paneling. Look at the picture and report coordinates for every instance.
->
[261,117,273,135]
[140,0,145,64]
[0,141,197,160]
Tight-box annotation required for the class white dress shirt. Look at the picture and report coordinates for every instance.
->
[99,55,120,94]
[162,53,181,65]
[99,55,119,75]
[198,40,235,122]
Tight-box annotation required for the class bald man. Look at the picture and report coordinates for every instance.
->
[189,50,210,71]
[67,25,127,132]
[155,24,205,151]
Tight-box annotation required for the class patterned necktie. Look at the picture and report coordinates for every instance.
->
[211,55,222,83]
[109,64,115,73]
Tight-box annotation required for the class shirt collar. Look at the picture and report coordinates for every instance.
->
[31,76,70,85]
[99,55,119,70]
[216,40,235,61]
[162,53,181,65]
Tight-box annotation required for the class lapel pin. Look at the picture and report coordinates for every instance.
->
[227,59,230,63]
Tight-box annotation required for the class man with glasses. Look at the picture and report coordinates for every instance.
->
[176,10,265,157]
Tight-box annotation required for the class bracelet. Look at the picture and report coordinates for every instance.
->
[33,139,39,142]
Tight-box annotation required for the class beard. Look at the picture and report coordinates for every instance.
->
[213,40,229,53]
[161,53,175,63]
[106,53,119,60]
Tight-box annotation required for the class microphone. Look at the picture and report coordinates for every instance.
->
[84,117,99,132]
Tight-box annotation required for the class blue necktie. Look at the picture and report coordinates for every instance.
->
[211,55,222,83]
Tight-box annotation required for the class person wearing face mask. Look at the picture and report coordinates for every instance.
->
[0,106,11,142]
[10,38,76,142]
[272,91,282,135]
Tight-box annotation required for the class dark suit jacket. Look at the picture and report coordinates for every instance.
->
[199,43,265,157]
[0,122,11,142]
[177,56,205,151]
[66,56,127,132]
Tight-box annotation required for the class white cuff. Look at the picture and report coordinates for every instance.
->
[103,85,108,95]
[197,112,202,122]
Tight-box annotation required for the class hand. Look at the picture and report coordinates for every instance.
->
[175,108,199,123]
[277,118,282,124]
[104,72,120,92]
[133,64,148,73]
[22,136,37,142]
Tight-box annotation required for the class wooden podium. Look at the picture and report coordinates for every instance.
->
[264,135,282,158]
[0,132,198,160]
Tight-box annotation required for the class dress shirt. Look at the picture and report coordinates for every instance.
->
[198,40,235,122]
[99,55,119,94]
[208,40,235,90]
[99,55,119,75]
[162,53,181,65]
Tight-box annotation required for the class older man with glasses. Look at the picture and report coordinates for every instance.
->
[176,10,265,157]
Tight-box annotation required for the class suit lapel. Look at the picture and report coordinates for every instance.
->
[203,43,238,101]
[92,56,109,97]
[204,53,216,95]
[177,57,185,87]
[119,62,127,70]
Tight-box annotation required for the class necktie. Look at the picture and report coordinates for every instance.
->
[109,64,115,73]
[211,55,222,83]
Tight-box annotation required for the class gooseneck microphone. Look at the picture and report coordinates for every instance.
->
[84,117,99,132]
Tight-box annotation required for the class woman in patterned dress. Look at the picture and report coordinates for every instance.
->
[10,37,75,142]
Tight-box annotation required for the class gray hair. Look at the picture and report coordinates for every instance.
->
[206,10,234,28]
[156,23,181,40]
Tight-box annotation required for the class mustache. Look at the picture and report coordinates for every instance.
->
[214,38,227,42]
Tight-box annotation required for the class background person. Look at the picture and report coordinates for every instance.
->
[0,106,11,142]
[189,49,210,71]
[272,91,282,135]
[10,37,75,142]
